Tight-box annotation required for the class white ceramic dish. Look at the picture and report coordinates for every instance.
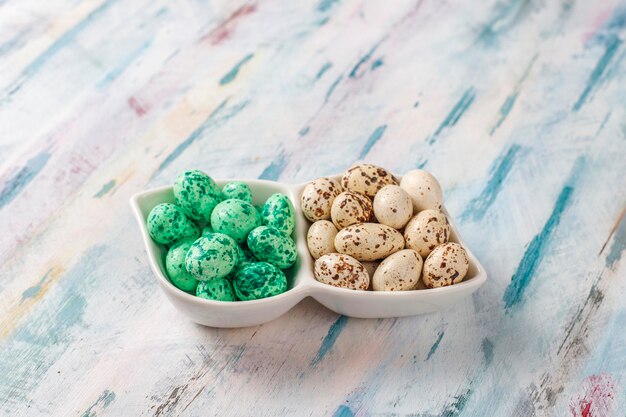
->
[130,176,487,328]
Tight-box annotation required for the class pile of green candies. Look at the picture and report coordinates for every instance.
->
[146,170,297,301]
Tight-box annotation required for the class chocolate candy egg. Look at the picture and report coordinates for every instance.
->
[221,181,253,203]
[165,238,198,292]
[314,253,369,290]
[372,249,423,291]
[400,169,444,212]
[341,164,397,198]
[233,262,288,300]
[147,203,200,245]
[262,193,296,236]
[185,233,239,280]
[247,226,297,269]
[373,185,413,229]
[173,170,222,222]
[300,177,343,221]
[404,209,449,258]
[211,199,261,244]
[334,222,404,261]
[330,191,373,229]
[307,220,338,259]
[196,278,237,301]
[422,242,469,288]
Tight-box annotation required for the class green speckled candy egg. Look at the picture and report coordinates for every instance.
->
[196,278,237,301]
[211,199,261,244]
[165,238,198,292]
[262,193,296,235]
[185,233,239,280]
[174,170,222,222]
[233,262,288,300]
[247,226,297,269]
[221,181,253,203]
[147,203,200,245]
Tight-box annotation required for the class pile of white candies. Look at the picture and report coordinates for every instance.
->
[300,164,470,291]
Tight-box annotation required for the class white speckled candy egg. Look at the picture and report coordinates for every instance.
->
[400,169,444,212]
[334,222,404,261]
[341,164,398,198]
[314,253,369,290]
[404,209,450,258]
[300,177,343,221]
[307,220,338,259]
[372,249,423,291]
[422,242,469,288]
[330,191,373,229]
[373,185,413,229]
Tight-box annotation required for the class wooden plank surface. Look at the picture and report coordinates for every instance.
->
[0,0,625,415]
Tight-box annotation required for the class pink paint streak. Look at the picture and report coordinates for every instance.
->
[569,374,616,417]
[127,97,148,117]
[583,8,613,43]
[202,4,257,45]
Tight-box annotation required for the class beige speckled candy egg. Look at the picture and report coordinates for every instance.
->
[400,169,444,212]
[330,191,373,229]
[314,253,369,290]
[422,242,469,288]
[334,222,405,261]
[372,249,423,291]
[373,185,413,229]
[341,164,398,198]
[300,177,343,221]
[307,220,338,259]
[404,209,450,258]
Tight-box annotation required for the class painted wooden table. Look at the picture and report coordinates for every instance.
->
[1,0,625,415]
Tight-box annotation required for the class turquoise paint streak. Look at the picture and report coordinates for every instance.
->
[332,405,354,417]
[572,36,622,111]
[3,0,119,99]
[97,40,153,88]
[155,99,249,175]
[310,316,348,366]
[326,75,343,102]
[318,0,339,12]
[482,338,494,365]
[605,212,626,269]
[82,390,116,417]
[220,53,254,85]
[426,331,444,360]
[21,270,51,302]
[259,151,287,180]
[0,151,51,209]
[428,87,476,145]
[359,125,387,159]
[94,180,116,198]
[503,157,584,311]
[316,62,332,80]
[461,144,522,221]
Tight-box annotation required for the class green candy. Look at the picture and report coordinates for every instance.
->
[185,233,239,281]
[247,226,297,269]
[165,238,198,292]
[221,181,253,203]
[201,224,214,237]
[211,199,261,244]
[196,278,237,301]
[174,170,222,222]
[233,262,288,301]
[236,247,257,271]
[262,193,296,235]
[147,203,200,245]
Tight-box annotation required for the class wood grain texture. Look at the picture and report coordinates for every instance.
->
[1,0,625,415]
